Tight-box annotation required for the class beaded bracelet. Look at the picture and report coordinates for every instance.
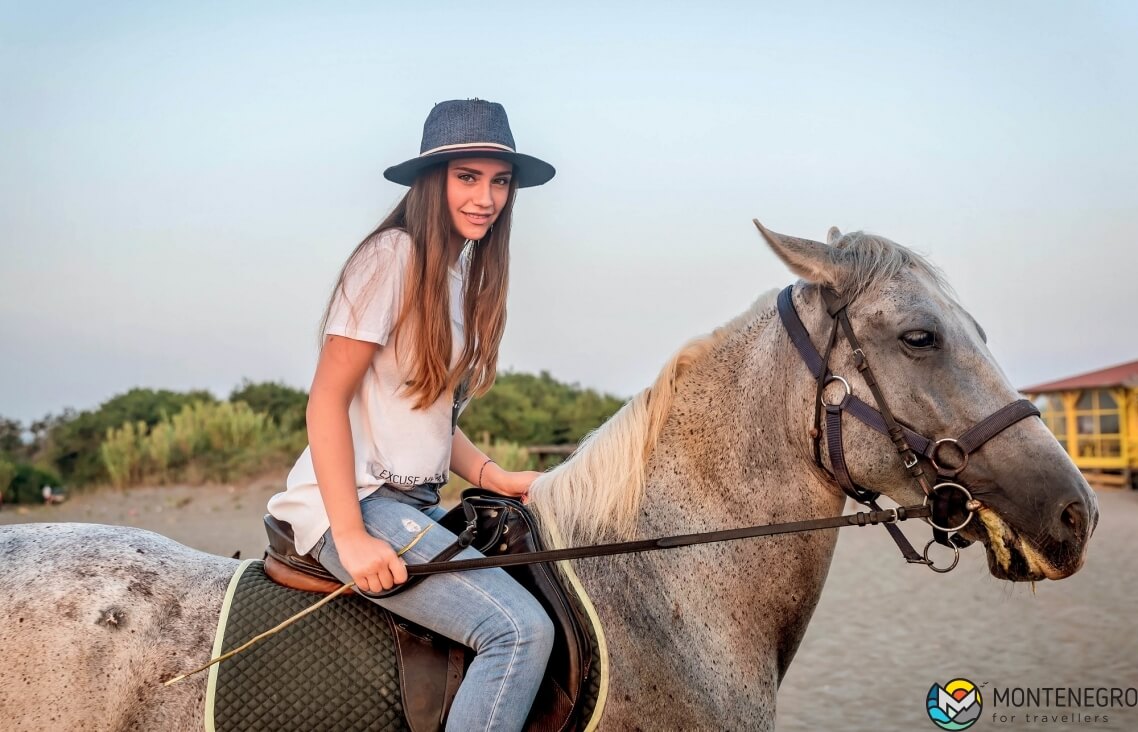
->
[478,458,495,489]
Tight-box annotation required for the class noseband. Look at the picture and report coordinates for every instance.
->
[777,285,1040,572]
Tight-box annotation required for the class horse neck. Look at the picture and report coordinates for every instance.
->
[528,292,844,547]
[569,310,847,718]
[643,306,843,533]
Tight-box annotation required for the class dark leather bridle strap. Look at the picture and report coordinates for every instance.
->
[957,399,1040,454]
[779,287,933,455]
[779,286,826,378]
[777,285,1040,461]
[778,281,1044,560]
[821,288,936,496]
[826,401,926,562]
[843,397,933,457]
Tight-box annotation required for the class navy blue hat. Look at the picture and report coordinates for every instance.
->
[384,99,555,188]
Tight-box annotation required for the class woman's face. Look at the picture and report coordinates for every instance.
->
[445,157,513,243]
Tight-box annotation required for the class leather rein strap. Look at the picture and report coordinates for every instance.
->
[776,285,1040,570]
[397,503,932,577]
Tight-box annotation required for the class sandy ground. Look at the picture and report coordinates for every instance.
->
[776,487,1138,731]
[0,473,287,560]
[2,480,1135,730]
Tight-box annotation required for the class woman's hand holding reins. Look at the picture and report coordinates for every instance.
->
[334,529,408,593]
[482,465,542,504]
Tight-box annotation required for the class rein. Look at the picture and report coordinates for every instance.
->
[399,503,932,577]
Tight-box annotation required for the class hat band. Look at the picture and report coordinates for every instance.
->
[419,141,516,157]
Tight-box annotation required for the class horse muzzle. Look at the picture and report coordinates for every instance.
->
[965,477,1098,582]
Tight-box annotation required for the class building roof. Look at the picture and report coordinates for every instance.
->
[1022,359,1138,393]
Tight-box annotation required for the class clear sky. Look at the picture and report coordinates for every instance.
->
[2,1,1136,424]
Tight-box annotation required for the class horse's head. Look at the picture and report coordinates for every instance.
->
[755,220,1097,581]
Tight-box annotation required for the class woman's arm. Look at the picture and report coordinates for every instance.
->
[450,427,541,502]
[308,334,407,592]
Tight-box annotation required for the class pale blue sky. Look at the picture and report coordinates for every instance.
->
[2,1,1136,423]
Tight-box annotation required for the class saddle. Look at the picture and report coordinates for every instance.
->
[263,491,602,732]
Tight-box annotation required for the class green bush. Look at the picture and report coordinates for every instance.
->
[0,417,24,456]
[33,371,620,493]
[459,371,624,445]
[0,456,16,502]
[99,400,303,488]
[48,388,217,485]
[4,462,63,504]
[229,380,309,431]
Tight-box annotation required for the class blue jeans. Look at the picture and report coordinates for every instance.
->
[312,484,554,732]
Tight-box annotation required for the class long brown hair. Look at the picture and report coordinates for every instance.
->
[319,163,516,409]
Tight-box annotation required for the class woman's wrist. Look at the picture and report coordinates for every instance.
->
[478,458,499,490]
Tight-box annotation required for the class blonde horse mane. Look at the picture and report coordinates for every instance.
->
[527,289,780,547]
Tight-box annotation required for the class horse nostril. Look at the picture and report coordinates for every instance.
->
[1060,501,1087,537]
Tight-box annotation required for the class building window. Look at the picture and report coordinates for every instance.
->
[1074,389,1122,459]
[1033,394,1068,451]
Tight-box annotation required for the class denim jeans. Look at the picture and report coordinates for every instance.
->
[312,484,554,732]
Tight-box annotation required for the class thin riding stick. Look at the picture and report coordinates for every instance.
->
[162,523,434,686]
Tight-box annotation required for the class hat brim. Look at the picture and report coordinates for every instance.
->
[383,147,555,188]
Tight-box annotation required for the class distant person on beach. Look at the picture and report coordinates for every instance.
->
[267,99,555,731]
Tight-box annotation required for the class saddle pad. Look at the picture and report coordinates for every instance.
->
[553,557,608,732]
[205,559,410,732]
[205,558,609,732]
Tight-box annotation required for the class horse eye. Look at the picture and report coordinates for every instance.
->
[901,330,937,349]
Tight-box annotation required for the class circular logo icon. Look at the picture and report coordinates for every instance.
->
[926,678,983,730]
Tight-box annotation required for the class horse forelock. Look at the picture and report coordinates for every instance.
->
[529,289,780,547]
[826,231,952,300]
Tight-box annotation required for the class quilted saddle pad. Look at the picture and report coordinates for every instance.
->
[205,559,608,732]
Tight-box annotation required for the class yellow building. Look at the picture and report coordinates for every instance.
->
[1023,359,1138,489]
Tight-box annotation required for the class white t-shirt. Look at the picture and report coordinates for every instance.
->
[267,229,468,554]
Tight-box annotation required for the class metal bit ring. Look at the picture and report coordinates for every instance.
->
[923,482,976,533]
[923,539,961,573]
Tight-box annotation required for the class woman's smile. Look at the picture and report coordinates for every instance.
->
[447,157,513,242]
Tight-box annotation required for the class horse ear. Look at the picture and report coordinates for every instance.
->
[752,219,840,286]
[826,226,843,245]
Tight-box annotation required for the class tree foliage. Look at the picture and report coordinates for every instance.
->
[46,388,217,485]
[0,416,24,456]
[2,462,62,504]
[229,379,309,431]
[15,371,625,494]
[100,401,305,488]
[460,371,625,445]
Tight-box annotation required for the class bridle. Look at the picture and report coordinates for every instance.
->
[776,285,1041,572]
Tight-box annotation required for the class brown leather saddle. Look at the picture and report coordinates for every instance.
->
[264,491,599,732]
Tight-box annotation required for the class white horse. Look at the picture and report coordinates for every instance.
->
[0,223,1096,730]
